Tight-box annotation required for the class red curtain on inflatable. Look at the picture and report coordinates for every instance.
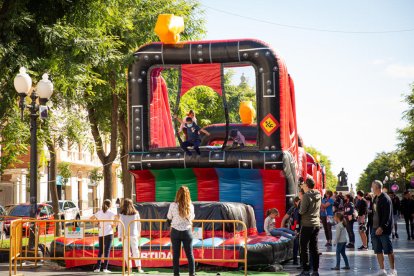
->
[181,64,222,96]
[150,68,176,149]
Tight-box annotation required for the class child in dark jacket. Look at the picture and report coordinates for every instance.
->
[180,117,210,156]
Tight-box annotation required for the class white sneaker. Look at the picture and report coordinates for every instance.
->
[376,269,387,276]
[94,268,101,273]
[137,269,144,273]
[388,269,398,276]
[103,269,111,273]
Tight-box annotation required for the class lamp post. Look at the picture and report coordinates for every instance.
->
[14,67,53,248]
[401,166,406,191]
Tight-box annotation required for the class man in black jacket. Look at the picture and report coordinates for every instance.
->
[371,180,396,276]
[400,191,414,240]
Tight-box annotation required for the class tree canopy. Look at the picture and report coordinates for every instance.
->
[305,146,337,192]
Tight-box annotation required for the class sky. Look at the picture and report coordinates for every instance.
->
[200,0,414,185]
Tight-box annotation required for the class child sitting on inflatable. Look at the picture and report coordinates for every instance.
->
[229,129,246,148]
[264,208,296,239]
[181,117,210,156]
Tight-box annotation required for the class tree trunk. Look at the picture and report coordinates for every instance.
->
[119,115,132,199]
[46,139,61,236]
[102,157,113,200]
[87,79,119,201]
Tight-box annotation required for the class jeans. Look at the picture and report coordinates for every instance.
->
[366,216,373,244]
[300,226,320,272]
[181,140,201,155]
[335,242,349,267]
[171,228,195,276]
[404,215,414,237]
[95,234,113,270]
[321,216,332,241]
[270,228,296,239]
[293,235,299,263]
[346,220,355,244]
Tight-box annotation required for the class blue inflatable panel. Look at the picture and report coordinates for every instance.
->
[239,169,264,232]
[216,168,241,202]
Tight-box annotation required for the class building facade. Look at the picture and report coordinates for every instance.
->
[0,142,123,215]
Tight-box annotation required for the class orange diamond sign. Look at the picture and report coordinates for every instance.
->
[260,114,279,136]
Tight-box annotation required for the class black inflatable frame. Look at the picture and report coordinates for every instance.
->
[128,39,297,208]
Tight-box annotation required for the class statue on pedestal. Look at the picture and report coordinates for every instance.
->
[336,168,349,192]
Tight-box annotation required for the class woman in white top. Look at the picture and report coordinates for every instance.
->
[90,199,116,273]
[167,186,195,276]
[117,198,143,274]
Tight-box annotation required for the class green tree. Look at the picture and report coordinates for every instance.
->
[305,146,337,192]
[172,69,256,127]
[398,83,414,185]
[356,151,404,192]
[38,0,205,200]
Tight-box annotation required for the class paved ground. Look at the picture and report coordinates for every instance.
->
[1,221,414,275]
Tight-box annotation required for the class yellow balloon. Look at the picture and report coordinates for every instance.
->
[154,14,184,44]
[239,101,256,125]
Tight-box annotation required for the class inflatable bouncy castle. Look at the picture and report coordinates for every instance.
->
[123,33,303,265]
[53,17,306,269]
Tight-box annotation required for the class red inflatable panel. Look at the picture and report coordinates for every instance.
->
[133,170,156,202]
[261,170,286,221]
[148,237,171,246]
[181,64,222,96]
[193,168,219,201]
[150,68,176,149]
[248,235,280,244]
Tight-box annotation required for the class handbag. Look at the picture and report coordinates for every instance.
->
[327,215,335,225]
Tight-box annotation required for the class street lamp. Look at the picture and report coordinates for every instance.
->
[14,67,53,247]
[401,166,407,191]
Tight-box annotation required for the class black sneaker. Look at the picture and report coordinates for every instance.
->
[330,267,340,270]
[342,266,351,270]
[346,243,354,248]
[395,233,399,239]
[392,234,395,239]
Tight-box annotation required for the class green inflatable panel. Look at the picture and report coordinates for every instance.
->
[171,169,198,201]
[152,169,176,202]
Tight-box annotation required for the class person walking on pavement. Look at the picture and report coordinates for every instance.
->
[365,193,374,246]
[297,177,321,276]
[389,192,401,239]
[344,194,356,248]
[356,190,368,250]
[371,180,397,276]
[400,191,414,240]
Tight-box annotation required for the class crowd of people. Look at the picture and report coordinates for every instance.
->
[88,177,414,275]
[281,178,414,276]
